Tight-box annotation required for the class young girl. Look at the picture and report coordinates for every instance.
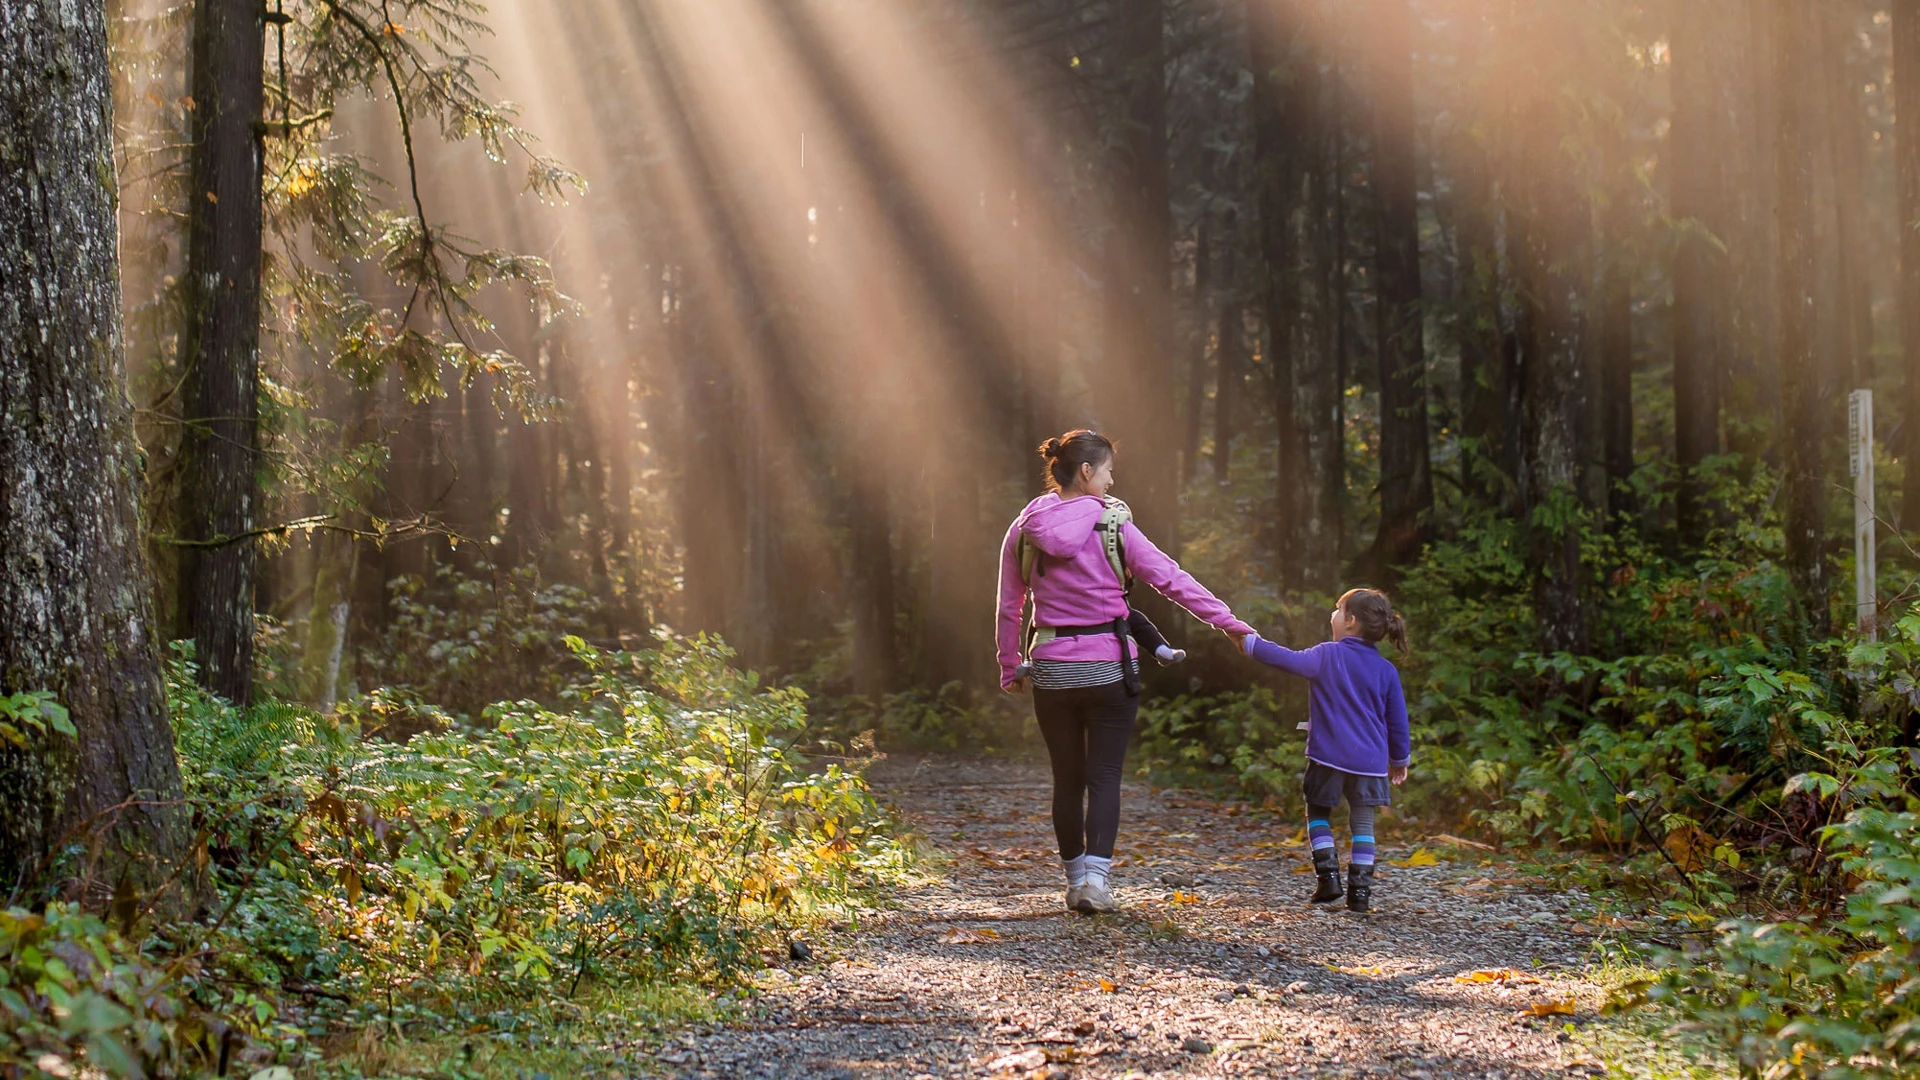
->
[1237,589,1411,913]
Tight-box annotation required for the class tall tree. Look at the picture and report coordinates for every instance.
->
[1775,0,1831,636]
[1669,0,1729,545]
[176,0,267,705]
[1104,0,1178,558]
[1,0,191,891]
[1513,86,1592,655]
[1897,0,1920,522]
[1366,0,1434,577]
[1248,0,1308,585]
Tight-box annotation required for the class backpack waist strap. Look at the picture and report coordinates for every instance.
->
[1032,623,1124,645]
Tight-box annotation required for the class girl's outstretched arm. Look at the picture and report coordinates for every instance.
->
[1241,634,1325,679]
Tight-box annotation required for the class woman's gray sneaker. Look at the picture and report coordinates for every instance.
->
[1077,880,1119,914]
[1065,885,1086,911]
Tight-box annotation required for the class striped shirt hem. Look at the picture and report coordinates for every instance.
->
[1028,659,1127,690]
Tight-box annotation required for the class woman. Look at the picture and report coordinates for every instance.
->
[996,430,1254,913]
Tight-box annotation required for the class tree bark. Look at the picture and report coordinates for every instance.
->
[1669,0,1729,546]
[1900,0,1920,522]
[1248,0,1307,587]
[1775,0,1831,636]
[1513,94,1590,655]
[1103,0,1178,562]
[1365,0,1433,579]
[177,0,266,705]
[0,0,191,894]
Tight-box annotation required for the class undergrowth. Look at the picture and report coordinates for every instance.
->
[1,634,907,1079]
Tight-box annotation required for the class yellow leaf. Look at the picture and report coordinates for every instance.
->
[938,926,1002,944]
[1523,998,1577,1017]
[1664,823,1713,874]
[1454,968,1541,984]
[1331,964,1384,976]
[1097,976,1117,993]
[1169,891,1199,905]
[1389,847,1440,867]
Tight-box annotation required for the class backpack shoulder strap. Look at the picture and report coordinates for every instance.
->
[1097,496,1133,593]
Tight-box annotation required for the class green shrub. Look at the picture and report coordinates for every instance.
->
[3,633,907,1077]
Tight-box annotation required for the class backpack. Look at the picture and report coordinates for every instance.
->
[1017,496,1133,660]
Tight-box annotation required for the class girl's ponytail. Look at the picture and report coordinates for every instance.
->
[1338,587,1409,655]
[1384,612,1409,656]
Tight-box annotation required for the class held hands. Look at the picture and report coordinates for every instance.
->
[1389,765,1409,785]
[1224,629,1253,654]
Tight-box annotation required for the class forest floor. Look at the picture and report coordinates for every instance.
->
[649,754,1687,1080]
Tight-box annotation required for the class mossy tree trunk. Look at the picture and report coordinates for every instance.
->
[0,0,191,896]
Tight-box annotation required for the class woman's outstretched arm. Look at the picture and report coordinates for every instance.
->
[1120,522,1255,636]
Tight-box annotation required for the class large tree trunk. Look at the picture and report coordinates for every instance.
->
[1103,0,1178,561]
[1669,0,1729,546]
[0,0,191,894]
[1365,0,1433,579]
[1900,0,1920,522]
[177,0,266,705]
[1513,95,1591,655]
[1776,0,1831,636]
[1248,0,1307,587]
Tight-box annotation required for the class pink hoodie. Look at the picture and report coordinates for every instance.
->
[995,493,1254,690]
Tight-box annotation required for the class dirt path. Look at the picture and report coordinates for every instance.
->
[661,755,1619,1079]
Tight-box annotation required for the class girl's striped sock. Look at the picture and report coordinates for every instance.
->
[1348,803,1377,866]
[1307,804,1337,857]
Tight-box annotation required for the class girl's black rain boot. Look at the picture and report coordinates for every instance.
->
[1310,849,1344,904]
[1346,863,1374,913]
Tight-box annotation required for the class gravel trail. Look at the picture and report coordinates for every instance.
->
[663,755,1615,1079]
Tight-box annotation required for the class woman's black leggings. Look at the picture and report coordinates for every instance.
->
[1032,680,1139,859]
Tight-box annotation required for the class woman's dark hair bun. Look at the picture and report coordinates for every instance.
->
[1037,429,1115,492]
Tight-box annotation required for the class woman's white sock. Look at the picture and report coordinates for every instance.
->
[1085,855,1113,889]
[1062,854,1088,887]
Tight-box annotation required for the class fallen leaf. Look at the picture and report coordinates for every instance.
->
[1454,968,1542,984]
[1389,846,1440,867]
[1430,832,1496,851]
[1663,824,1714,874]
[984,1048,1046,1072]
[1097,976,1118,992]
[938,926,1002,944]
[1168,890,1200,905]
[1522,997,1577,1017]
[1330,964,1384,976]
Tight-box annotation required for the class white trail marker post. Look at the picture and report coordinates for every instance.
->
[1850,388,1877,640]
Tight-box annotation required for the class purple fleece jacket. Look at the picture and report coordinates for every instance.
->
[996,493,1254,690]
[1242,634,1412,777]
